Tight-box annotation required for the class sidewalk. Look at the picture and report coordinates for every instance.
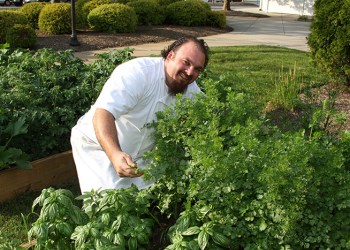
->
[74,4,311,63]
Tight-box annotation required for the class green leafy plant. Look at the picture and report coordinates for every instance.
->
[165,0,209,26]
[28,188,88,249]
[308,0,350,85]
[20,2,48,29]
[38,3,71,34]
[0,117,31,170]
[87,3,137,33]
[127,0,165,25]
[0,10,28,44]
[269,64,304,111]
[6,24,37,49]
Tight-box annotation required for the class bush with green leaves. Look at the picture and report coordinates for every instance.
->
[27,74,350,249]
[6,24,37,49]
[75,0,90,28]
[206,10,227,28]
[87,3,137,33]
[165,0,209,26]
[79,0,113,29]
[308,0,350,86]
[20,2,48,29]
[0,117,31,171]
[0,48,133,161]
[142,76,350,249]
[127,0,165,25]
[0,10,28,44]
[38,3,71,35]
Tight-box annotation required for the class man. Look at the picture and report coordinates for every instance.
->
[70,36,209,193]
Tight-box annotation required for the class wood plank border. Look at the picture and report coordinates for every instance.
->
[0,151,77,202]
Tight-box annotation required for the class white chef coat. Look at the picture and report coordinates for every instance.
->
[71,57,201,193]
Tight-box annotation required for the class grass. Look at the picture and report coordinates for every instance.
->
[0,45,330,247]
[206,45,328,107]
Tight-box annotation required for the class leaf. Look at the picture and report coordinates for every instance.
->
[259,220,267,231]
[198,230,209,250]
[182,226,200,236]
[4,117,28,137]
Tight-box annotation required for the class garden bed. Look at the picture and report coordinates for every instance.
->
[0,151,77,202]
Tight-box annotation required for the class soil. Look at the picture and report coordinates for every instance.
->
[34,25,234,52]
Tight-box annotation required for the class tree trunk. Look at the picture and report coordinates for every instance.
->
[223,0,231,11]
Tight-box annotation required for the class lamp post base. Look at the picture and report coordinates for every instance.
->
[69,35,80,46]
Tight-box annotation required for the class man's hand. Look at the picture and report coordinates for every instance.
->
[93,108,143,178]
[112,151,143,178]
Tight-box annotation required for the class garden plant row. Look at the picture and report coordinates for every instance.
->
[1,47,349,248]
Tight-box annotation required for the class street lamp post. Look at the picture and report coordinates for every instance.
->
[69,0,80,46]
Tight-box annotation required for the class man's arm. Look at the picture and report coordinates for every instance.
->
[92,108,142,178]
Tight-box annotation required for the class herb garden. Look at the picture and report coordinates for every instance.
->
[0,44,349,249]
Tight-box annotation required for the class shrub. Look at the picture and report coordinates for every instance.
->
[154,0,182,6]
[308,0,350,86]
[0,11,28,44]
[80,0,113,28]
[127,0,165,25]
[20,2,48,29]
[38,3,71,35]
[87,3,137,33]
[6,24,37,49]
[75,0,90,28]
[166,0,208,26]
[206,10,227,28]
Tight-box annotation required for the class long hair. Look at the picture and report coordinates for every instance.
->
[161,36,210,68]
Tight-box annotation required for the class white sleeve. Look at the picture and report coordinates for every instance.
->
[93,63,146,119]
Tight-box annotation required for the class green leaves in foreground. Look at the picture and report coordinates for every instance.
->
[144,75,350,249]
[0,117,31,170]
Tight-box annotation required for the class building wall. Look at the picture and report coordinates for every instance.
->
[259,0,314,16]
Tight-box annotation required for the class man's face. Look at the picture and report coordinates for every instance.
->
[164,41,206,95]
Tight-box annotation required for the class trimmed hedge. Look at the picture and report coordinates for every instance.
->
[206,10,227,28]
[87,3,137,33]
[6,24,37,49]
[20,2,48,29]
[80,0,113,28]
[38,3,71,35]
[127,0,165,25]
[308,0,350,85]
[0,11,28,44]
[166,0,209,26]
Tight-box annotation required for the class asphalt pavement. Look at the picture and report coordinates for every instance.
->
[74,4,311,63]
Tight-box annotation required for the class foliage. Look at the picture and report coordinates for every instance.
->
[26,75,350,249]
[143,77,350,249]
[269,64,304,111]
[0,10,28,44]
[0,48,132,161]
[28,188,88,249]
[0,117,31,170]
[308,0,350,86]
[38,3,71,35]
[165,0,209,26]
[153,0,182,6]
[28,185,155,249]
[20,2,48,29]
[127,0,165,25]
[79,0,113,29]
[75,0,91,29]
[206,10,227,28]
[6,24,37,49]
[87,3,137,33]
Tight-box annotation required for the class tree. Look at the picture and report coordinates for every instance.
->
[223,0,231,11]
